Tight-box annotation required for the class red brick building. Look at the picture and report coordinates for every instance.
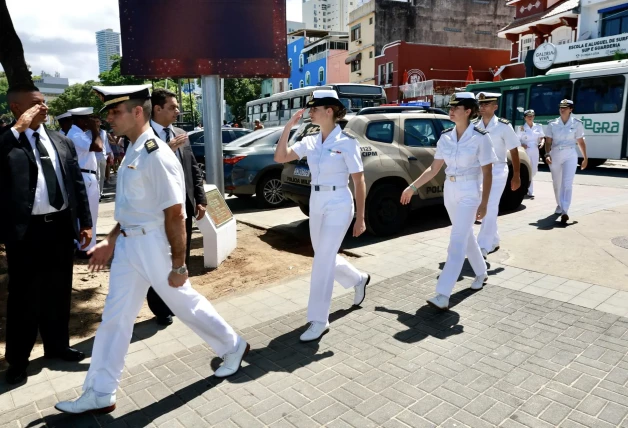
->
[374,41,511,103]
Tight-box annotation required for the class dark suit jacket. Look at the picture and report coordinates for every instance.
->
[150,125,207,212]
[0,125,92,244]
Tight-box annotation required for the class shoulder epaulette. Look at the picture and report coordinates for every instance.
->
[341,129,358,140]
[144,139,159,154]
[573,117,582,123]
[441,127,454,134]
[471,118,480,124]
[474,126,488,135]
[498,117,510,125]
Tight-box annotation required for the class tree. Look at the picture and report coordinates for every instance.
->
[98,55,144,86]
[224,78,262,122]
[47,81,104,117]
[0,71,8,115]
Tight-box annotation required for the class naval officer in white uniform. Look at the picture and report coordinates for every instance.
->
[56,85,249,415]
[474,92,521,258]
[544,99,588,224]
[516,109,544,197]
[274,90,370,342]
[66,107,102,255]
[401,93,497,309]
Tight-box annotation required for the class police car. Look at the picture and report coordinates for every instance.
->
[281,110,532,236]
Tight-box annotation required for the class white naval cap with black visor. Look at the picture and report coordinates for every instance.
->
[68,107,94,116]
[55,111,72,120]
[476,92,501,103]
[448,92,478,108]
[306,89,345,109]
[92,84,152,113]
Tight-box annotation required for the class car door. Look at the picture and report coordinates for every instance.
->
[398,117,445,199]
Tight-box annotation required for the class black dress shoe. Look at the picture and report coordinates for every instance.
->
[44,347,86,362]
[5,366,27,385]
[156,315,173,326]
[561,214,569,224]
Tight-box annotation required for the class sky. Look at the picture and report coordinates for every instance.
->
[2,0,303,85]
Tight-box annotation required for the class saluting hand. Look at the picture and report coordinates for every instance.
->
[87,238,114,272]
[13,105,43,133]
[287,109,305,127]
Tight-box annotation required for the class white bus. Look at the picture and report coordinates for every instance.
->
[244,83,387,129]
[468,59,628,166]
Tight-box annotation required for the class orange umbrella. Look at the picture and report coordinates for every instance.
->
[465,66,474,85]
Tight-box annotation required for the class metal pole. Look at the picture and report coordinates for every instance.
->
[188,78,195,126]
[201,75,224,194]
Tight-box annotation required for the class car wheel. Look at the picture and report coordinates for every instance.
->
[298,203,310,217]
[499,165,529,212]
[256,172,286,208]
[365,183,408,236]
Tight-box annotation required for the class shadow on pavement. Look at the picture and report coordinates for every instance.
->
[529,213,579,230]
[374,304,463,343]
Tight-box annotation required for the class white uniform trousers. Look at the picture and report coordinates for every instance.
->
[526,146,539,196]
[307,189,362,323]
[82,172,99,251]
[477,164,508,252]
[96,157,107,196]
[549,147,578,215]
[436,180,487,297]
[83,227,239,394]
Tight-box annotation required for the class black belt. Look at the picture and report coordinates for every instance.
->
[31,209,70,224]
[81,169,97,175]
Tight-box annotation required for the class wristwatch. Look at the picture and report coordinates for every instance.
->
[172,265,188,275]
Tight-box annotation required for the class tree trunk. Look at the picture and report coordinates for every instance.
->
[0,0,33,87]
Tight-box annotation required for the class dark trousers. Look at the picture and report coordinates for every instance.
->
[5,210,75,369]
[146,200,194,318]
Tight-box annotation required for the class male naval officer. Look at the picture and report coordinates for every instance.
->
[474,92,521,258]
[56,84,248,415]
[66,107,102,256]
[55,111,73,136]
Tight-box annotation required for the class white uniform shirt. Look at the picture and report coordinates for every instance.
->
[475,115,520,164]
[67,125,98,171]
[10,125,69,214]
[291,125,363,186]
[516,123,545,149]
[434,123,498,177]
[150,120,180,161]
[114,128,186,228]
[544,115,584,149]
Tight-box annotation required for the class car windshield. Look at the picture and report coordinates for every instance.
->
[226,128,279,147]
[187,131,204,144]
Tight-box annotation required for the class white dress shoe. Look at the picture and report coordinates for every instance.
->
[481,248,488,259]
[55,389,116,414]
[470,274,488,290]
[300,321,330,342]
[426,294,450,310]
[353,273,370,306]
[214,339,250,378]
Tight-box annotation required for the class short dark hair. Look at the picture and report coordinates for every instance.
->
[7,83,41,103]
[151,88,177,112]
[123,98,152,121]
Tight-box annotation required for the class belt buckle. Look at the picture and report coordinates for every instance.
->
[449,176,456,182]
[314,185,320,191]
[44,213,53,223]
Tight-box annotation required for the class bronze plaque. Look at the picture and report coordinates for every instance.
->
[205,189,234,228]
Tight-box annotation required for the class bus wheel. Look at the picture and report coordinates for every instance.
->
[499,166,529,213]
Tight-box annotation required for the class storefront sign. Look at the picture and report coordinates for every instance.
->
[533,43,557,69]
[535,35,628,69]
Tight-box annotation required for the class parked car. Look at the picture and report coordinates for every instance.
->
[281,113,531,236]
[188,128,252,170]
[224,127,297,208]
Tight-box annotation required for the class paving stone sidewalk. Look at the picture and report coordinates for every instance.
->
[2,265,628,428]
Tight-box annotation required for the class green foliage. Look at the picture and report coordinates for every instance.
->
[0,73,8,116]
[224,78,262,121]
[47,81,104,117]
[613,50,628,61]
[97,55,144,86]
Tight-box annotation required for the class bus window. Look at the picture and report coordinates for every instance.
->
[574,76,625,114]
[253,105,261,114]
[529,80,573,116]
[292,97,302,108]
[261,103,269,113]
[269,101,279,120]
[248,106,253,116]
[280,99,290,118]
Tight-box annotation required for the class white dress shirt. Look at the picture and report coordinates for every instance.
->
[545,115,585,149]
[11,125,69,214]
[67,124,98,171]
[516,123,544,150]
[291,125,363,187]
[475,115,520,165]
[150,120,181,161]
[434,123,498,177]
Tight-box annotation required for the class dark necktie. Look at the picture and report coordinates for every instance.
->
[33,131,64,210]
[165,128,183,163]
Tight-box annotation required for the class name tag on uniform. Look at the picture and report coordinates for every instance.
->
[127,165,137,169]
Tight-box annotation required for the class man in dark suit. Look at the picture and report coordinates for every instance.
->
[147,88,207,326]
[0,84,93,384]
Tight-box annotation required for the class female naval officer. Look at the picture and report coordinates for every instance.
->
[274,90,370,342]
[401,92,497,310]
[544,99,588,224]
[516,109,544,198]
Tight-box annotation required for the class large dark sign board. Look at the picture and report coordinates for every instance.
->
[119,0,289,78]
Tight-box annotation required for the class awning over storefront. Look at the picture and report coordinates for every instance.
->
[345,52,362,64]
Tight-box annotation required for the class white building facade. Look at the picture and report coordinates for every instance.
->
[95,29,121,73]
[302,0,359,32]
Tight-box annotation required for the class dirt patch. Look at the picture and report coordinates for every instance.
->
[0,223,327,365]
